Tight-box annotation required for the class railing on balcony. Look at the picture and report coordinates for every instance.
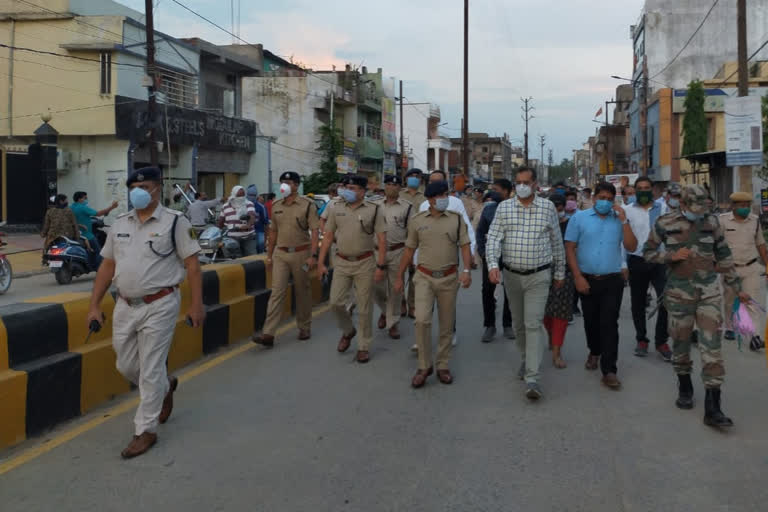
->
[357,124,381,141]
[156,66,199,109]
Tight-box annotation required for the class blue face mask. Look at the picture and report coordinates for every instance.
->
[339,189,358,203]
[554,189,565,196]
[434,197,450,211]
[82,199,89,206]
[668,198,680,208]
[626,195,637,205]
[594,199,613,215]
[129,187,153,210]
[406,177,421,189]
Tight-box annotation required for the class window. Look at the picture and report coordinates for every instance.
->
[707,117,716,150]
[99,52,111,94]
[482,146,488,153]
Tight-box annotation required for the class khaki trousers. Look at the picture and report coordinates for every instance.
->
[414,270,459,370]
[406,266,416,312]
[330,255,376,350]
[724,261,767,335]
[112,290,180,436]
[263,249,313,337]
[374,247,404,329]
[503,268,550,383]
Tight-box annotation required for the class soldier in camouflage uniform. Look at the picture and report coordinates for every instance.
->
[643,184,750,428]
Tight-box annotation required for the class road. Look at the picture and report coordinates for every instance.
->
[0,272,95,305]
[1,281,767,511]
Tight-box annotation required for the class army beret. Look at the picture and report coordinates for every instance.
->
[279,171,301,183]
[383,175,402,185]
[405,168,423,177]
[730,191,752,202]
[342,174,368,188]
[126,166,161,186]
[424,181,449,198]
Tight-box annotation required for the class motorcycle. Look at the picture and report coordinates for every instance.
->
[197,225,243,264]
[0,232,12,294]
[46,217,108,285]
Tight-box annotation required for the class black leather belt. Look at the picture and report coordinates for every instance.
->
[582,272,622,280]
[735,258,759,267]
[502,263,550,275]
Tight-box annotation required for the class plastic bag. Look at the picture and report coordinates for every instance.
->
[731,298,756,340]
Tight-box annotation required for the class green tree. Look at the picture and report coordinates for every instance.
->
[682,79,707,157]
[548,158,575,183]
[303,124,343,194]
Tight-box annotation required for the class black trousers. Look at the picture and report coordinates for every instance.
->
[580,274,624,375]
[481,257,512,328]
[627,255,668,346]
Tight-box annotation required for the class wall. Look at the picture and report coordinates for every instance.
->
[240,137,271,194]
[395,103,429,170]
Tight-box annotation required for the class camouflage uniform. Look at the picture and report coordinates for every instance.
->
[642,184,741,389]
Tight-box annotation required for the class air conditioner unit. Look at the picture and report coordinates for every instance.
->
[57,150,74,173]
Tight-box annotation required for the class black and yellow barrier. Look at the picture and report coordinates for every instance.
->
[0,255,326,451]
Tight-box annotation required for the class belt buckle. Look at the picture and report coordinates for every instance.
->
[432,270,445,278]
[125,296,144,307]
[287,247,296,253]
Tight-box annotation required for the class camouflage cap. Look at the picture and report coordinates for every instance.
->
[667,182,682,196]
[681,184,709,214]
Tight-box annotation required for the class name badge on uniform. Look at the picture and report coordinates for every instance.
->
[116,233,130,239]
[336,212,346,217]
[418,226,429,232]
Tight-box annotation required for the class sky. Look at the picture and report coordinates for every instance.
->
[122,0,646,162]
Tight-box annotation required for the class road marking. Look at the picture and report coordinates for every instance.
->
[0,304,331,475]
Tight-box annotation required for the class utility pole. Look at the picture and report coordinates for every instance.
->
[462,0,469,181]
[144,0,159,167]
[521,97,534,166]
[737,0,752,195]
[641,57,648,176]
[399,80,405,179]
[539,134,546,179]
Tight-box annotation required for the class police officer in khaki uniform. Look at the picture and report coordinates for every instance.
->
[318,174,387,363]
[400,168,427,317]
[253,171,319,347]
[87,167,204,459]
[720,191,768,351]
[373,175,415,339]
[395,181,472,388]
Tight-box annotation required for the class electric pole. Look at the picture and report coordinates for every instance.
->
[539,134,546,179]
[462,0,469,181]
[145,0,159,167]
[399,80,405,179]
[521,97,534,166]
[737,0,752,195]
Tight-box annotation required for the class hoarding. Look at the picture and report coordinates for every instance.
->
[381,97,397,153]
[725,95,763,167]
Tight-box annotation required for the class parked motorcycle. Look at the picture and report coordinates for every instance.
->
[0,232,13,294]
[46,217,108,285]
[197,225,243,264]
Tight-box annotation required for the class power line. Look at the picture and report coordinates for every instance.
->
[0,69,109,97]
[716,37,768,87]
[0,99,143,122]
[0,54,95,72]
[0,43,145,68]
[651,0,719,79]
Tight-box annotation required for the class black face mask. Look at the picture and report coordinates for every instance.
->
[57,202,68,209]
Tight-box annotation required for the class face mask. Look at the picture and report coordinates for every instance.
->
[735,207,751,218]
[57,202,68,209]
[434,197,450,211]
[516,184,533,199]
[668,198,680,208]
[594,199,613,215]
[231,196,246,207]
[82,200,89,206]
[636,190,653,205]
[129,187,153,210]
[554,189,565,196]
[340,189,358,203]
[682,210,701,222]
[406,177,420,189]
[565,200,578,212]
[626,195,637,205]
[558,210,566,218]
[280,183,292,197]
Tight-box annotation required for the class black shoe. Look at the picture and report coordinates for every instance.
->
[481,326,496,343]
[703,388,733,428]
[691,330,699,344]
[724,330,735,341]
[573,307,581,317]
[749,336,765,351]
[675,374,694,410]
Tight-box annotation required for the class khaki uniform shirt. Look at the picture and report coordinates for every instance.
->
[374,197,415,246]
[399,189,426,211]
[102,205,200,298]
[271,195,319,248]
[720,212,766,265]
[325,200,387,256]
[406,210,470,271]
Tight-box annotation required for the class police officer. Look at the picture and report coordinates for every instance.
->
[317,174,387,363]
[253,171,319,347]
[87,167,204,458]
[720,191,768,351]
[373,175,415,339]
[643,184,750,428]
[400,169,426,318]
[395,181,472,388]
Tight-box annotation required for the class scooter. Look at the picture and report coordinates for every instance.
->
[46,217,108,285]
[0,232,12,294]
[197,225,243,264]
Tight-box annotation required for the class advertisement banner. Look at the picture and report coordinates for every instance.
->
[725,95,763,167]
[381,97,397,153]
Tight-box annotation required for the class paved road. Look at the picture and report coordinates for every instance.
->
[1,282,767,511]
[0,272,95,306]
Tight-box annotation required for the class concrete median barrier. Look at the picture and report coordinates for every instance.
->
[0,255,327,451]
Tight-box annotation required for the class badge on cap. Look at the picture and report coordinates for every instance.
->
[136,173,144,181]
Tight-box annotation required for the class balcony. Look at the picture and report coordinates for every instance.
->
[357,86,381,112]
[357,136,383,160]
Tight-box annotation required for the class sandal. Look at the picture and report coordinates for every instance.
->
[553,357,567,369]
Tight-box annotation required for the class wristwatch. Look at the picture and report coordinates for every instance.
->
[462,269,471,273]
[311,253,319,258]
[377,263,387,270]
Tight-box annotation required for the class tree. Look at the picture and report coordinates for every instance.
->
[303,124,343,194]
[682,79,707,157]
[548,158,574,183]
[758,94,768,182]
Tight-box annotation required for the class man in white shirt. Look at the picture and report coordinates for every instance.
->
[622,176,672,362]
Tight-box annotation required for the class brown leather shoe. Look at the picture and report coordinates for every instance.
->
[401,302,408,316]
[584,354,599,371]
[408,310,416,319]
[356,350,370,363]
[377,313,386,329]
[437,369,454,385]
[298,329,311,340]
[159,376,178,424]
[337,329,356,353]
[411,367,433,388]
[601,373,622,389]
[252,334,274,348]
[388,324,401,339]
[121,432,157,459]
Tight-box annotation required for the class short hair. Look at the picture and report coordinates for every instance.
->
[430,169,447,179]
[594,182,617,198]
[73,191,87,202]
[328,183,339,195]
[492,178,513,194]
[582,187,592,194]
[56,193,68,203]
[553,181,567,189]
[515,166,537,182]
[565,190,577,199]
[550,195,565,207]
[194,192,202,200]
[634,176,653,188]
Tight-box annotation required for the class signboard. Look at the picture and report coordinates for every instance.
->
[381,97,397,152]
[115,95,257,153]
[336,155,357,174]
[725,95,763,166]
[761,188,768,213]
[673,87,768,113]
[383,153,396,174]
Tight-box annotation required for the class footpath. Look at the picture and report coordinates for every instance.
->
[3,233,45,278]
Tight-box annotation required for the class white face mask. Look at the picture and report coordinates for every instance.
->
[280,183,292,197]
[231,196,246,207]
[516,184,533,199]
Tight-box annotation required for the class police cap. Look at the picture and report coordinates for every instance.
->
[126,166,161,187]
[342,174,368,188]
[405,168,423,178]
[383,174,402,185]
[279,171,301,183]
[729,191,752,202]
[424,181,449,198]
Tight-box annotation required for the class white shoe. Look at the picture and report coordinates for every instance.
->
[451,334,458,346]
[410,343,418,352]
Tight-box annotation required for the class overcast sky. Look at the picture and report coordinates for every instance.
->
[122,0,645,162]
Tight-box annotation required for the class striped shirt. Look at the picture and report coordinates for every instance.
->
[221,200,257,238]
[485,195,566,280]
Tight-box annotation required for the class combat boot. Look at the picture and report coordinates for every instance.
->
[675,374,694,409]
[703,388,734,428]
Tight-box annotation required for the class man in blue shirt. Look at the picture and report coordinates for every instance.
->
[564,182,637,389]
[246,184,269,253]
[71,191,118,269]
